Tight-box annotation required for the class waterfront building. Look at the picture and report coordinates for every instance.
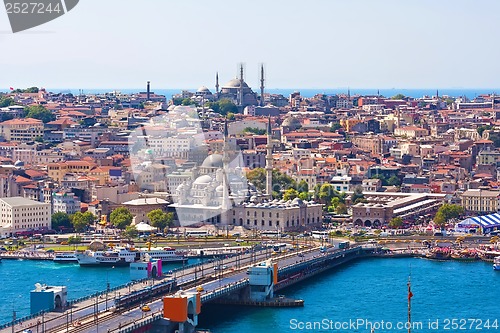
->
[460,189,500,213]
[0,196,51,238]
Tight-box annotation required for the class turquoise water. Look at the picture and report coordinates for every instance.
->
[0,259,202,325]
[3,88,498,99]
[199,258,500,333]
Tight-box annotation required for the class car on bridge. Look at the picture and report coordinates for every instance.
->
[141,304,151,312]
[196,286,204,292]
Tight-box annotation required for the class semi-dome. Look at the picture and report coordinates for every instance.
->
[193,175,213,185]
[282,116,301,130]
[202,154,223,168]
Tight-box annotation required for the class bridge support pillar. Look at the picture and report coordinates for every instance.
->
[248,259,276,301]
[163,291,201,333]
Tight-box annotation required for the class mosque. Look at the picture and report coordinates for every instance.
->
[190,64,263,109]
[168,118,323,231]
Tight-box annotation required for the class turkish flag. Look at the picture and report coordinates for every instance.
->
[9,87,14,90]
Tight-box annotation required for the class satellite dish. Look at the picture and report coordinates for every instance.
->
[35,283,42,291]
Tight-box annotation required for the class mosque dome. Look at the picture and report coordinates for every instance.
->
[222,78,250,89]
[215,184,225,193]
[291,198,306,207]
[202,154,223,168]
[193,175,213,186]
[281,116,301,130]
[197,86,211,93]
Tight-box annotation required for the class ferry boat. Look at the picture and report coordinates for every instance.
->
[76,247,137,267]
[53,252,78,263]
[139,247,187,262]
[494,256,500,271]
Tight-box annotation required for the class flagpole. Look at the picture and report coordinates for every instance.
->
[407,275,412,333]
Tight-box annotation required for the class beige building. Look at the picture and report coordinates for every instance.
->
[461,189,500,213]
[232,198,323,231]
[0,197,51,238]
[0,118,44,142]
[122,197,169,224]
[394,126,428,138]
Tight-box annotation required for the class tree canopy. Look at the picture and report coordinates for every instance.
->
[0,96,14,108]
[389,217,403,229]
[243,127,266,135]
[71,212,95,232]
[51,212,72,230]
[24,105,56,123]
[147,209,174,231]
[124,225,138,240]
[391,94,406,100]
[434,204,464,228]
[205,99,238,116]
[110,207,133,229]
[13,87,39,93]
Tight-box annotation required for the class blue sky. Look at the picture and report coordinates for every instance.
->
[0,0,499,89]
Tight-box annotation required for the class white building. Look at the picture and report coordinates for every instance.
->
[0,197,51,238]
[52,192,81,215]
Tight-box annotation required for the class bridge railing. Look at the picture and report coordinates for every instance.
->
[201,279,249,302]
[114,311,164,333]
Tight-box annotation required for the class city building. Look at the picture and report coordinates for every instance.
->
[0,196,51,238]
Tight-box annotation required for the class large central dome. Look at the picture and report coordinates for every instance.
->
[222,78,250,89]
[201,154,223,168]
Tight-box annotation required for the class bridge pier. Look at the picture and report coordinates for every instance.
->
[248,259,277,301]
[162,291,201,333]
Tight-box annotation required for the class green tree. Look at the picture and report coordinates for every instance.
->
[172,97,184,105]
[283,188,299,201]
[389,216,403,229]
[434,204,464,228]
[124,225,139,240]
[68,236,82,244]
[243,127,266,135]
[110,207,133,229]
[13,87,39,93]
[387,176,401,186]
[391,94,405,100]
[71,212,90,232]
[181,98,197,106]
[226,112,235,120]
[477,125,493,137]
[246,168,267,192]
[0,96,14,107]
[330,122,342,132]
[147,209,174,231]
[351,186,365,204]
[218,99,238,115]
[298,192,310,200]
[335,203,348,214]
[51,212,72,230]
[297,180,309,193]
[24,105,55,123]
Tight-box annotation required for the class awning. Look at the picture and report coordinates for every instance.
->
[458,213,500,232]
[135,222,156,232]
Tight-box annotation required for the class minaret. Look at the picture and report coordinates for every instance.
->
[436,89,440,110]
[260,64,265,107]
[239,63,244,107]
[347,87,351,100]
[221,120,231,213]
[215,72,219,96]
[265,116,273,197]
[146,81,151,101]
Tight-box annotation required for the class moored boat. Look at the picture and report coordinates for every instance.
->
[425,247,451,260]
[450,249,479,262]
[53,252,78,263]
[76,247,137,267]
[138,247,187,263]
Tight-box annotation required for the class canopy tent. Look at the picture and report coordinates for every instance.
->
[456,213,500,234]
[135,222,156,232]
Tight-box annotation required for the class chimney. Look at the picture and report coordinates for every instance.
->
[147,81,151,101]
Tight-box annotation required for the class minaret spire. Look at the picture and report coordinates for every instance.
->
[215,72,219,95]
[221,119,231,216]
[238,63,244,107]
[265,116,273,197]
[260,64,265,107]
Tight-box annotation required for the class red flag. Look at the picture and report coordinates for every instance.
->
[408,290,413,300]
[9,87,14,90]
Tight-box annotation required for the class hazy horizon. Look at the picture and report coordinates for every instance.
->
[1,0,499,89]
